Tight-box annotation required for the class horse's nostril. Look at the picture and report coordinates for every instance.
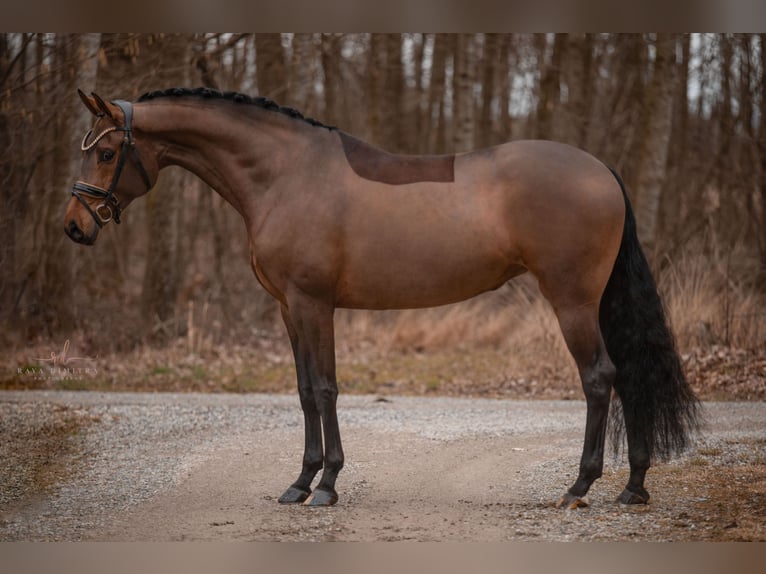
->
[66,220,84,241]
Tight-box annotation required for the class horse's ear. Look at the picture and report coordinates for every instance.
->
[78,88,102,117]
[91,92,116,120]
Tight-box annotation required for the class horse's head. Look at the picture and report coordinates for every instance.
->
[64,90,158,245]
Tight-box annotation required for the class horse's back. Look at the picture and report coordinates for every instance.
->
[460,139,621,211]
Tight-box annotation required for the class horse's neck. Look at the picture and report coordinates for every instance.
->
[135,101,308,217]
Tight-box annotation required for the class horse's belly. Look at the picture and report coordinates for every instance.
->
[335,251,524,310]
[335,181,521,309]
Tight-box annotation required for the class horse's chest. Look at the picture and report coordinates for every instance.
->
[250,252,286,305]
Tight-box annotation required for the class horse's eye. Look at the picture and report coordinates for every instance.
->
[98,149,115,163]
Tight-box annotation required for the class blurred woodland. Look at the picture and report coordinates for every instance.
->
[0,34,765,396]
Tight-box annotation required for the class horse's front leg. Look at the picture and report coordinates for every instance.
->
[277,303,324,504]
[280,294,344,507]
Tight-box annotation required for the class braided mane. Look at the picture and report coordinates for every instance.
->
[137,87,335,130]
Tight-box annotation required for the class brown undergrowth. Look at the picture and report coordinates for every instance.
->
[633,438,766,541]
[1,253,764,400]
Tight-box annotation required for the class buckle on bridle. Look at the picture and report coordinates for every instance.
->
[95,203,113,224]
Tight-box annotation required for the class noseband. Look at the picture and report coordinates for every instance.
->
[71,100,152,227]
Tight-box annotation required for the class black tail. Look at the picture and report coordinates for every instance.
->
[600,169,700,461]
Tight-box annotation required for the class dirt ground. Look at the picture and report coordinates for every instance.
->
[1,392,764,541]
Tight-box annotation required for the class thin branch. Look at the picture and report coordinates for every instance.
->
[0,33,35,88]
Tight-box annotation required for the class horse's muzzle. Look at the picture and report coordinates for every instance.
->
[65,219,97,245]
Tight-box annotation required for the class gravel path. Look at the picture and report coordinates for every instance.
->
[1,391,764,541]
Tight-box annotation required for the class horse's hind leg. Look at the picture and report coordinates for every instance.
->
[615,406,651,504]
[550,302,616,509]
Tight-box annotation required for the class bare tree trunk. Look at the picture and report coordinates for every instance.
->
[427,34,448,153]
[383,34,405,152]
[409,34,428,153]
[633,34,678,251]
[6,35,73,337]
[563,33,594,148]
[364,34,405,151]
[290,33,317,113]
[141,172,180,335]
[14,35,96,336]
[452,33,475,152]
[367,33,386,145]
[2,35,37,333]
[713,35,739,244]
[497,35,513,143]
[478,34,499,148]
[759,34,766,282]
[535,33,568,140]
[659,33,691,247]
[736,35,762,260]
[255,33,287,101]
[321,34,343,128]
[0,34,21,325]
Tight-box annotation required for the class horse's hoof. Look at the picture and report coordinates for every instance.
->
[303,488,338,507]
[556,493,590,510]
[278,486,311,504]
[616,487,649,505]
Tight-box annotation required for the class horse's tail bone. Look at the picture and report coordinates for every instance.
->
[599,168,700,460]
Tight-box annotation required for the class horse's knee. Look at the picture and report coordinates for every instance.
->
[299,393,318,412]
[315,385,338,411]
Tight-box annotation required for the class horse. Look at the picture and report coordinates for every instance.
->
[64,87,699,509]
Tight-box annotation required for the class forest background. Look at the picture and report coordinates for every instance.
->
[0,33,764,399]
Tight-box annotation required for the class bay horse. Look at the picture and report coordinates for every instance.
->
[64,87,699,509]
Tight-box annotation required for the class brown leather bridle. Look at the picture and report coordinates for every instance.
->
[71,100,152,227]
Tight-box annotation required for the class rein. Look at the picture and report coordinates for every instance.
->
[71,100,152,227]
